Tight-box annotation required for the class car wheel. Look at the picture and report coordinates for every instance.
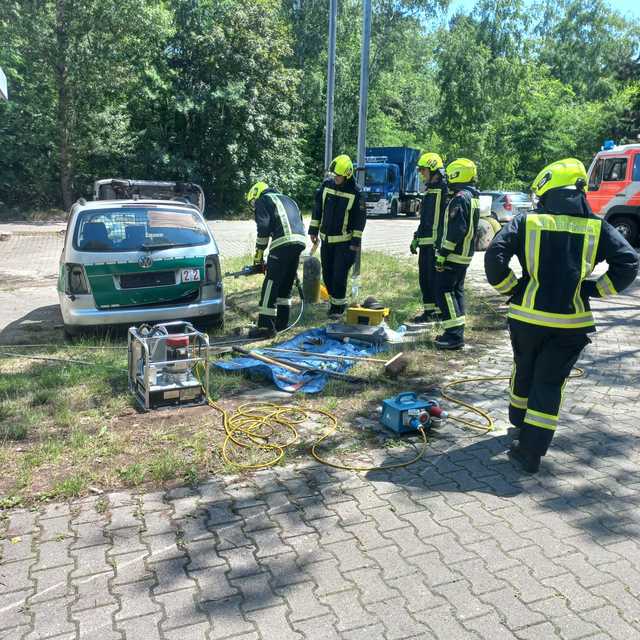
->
[63,324,81,340]
[202,313,224,331]
[611,216,639,246]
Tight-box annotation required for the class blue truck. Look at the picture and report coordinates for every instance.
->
[363,146,422,216]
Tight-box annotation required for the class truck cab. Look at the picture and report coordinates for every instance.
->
[586,141,640,246]
[362,146,421,216]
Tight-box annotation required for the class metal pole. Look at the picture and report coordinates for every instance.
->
[352,0,372,289]
[324,0,338,171]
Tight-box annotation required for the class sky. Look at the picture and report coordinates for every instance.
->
[448,0,640,20]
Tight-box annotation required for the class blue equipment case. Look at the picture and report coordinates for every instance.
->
[381,392,433,435]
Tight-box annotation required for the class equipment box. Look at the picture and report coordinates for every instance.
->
[346,306,389,326]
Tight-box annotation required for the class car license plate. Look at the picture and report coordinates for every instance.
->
[181,268,200,283]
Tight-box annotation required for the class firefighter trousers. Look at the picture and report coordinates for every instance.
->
[418,245,437,313]
[508,319,591,456]
[320,241,356,313]
[258,244,304,332]
[435,262,467,338]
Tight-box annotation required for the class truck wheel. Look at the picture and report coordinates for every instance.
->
[390,199,398,217]
[475,218,496,252]
[610,216,639,246]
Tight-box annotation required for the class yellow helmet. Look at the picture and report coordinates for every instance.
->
[531,158,587,197]
[417,152,444,171]
[246,181,269,203]
[329,154,354,179]
[446,158,477,184]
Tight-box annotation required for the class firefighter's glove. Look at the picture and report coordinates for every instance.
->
[410,238,419,255]
[435,254,446,272]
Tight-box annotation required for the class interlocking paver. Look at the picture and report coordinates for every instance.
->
[1,246,639,639]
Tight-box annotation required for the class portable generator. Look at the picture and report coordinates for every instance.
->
[128,321,209,411]
[380,392,447,435]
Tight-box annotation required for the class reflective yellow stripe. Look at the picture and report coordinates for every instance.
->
[417,237,434,246]
[424,303,437,311]
[595,273,617,297]
[276,297,292,306]
[352,230,363,238]
[442,240,456,251]
[508,304,595,329]
[270,234,307,250]
[525,408,558,431]
[460,198,478,258]
[309,221,320,229]
[319,232,353,243]
[329,296,347,305]
[427,188,442,243]
[523,216,541,309]
[441,200,451,250]
[442,316,465,329]
[509,363,528,408]
[256,236,269,247]
[447,254,472,265]
[509,393,528,410]
[321,187,355,238]
[258,279,275,317]
[494,271,518,294]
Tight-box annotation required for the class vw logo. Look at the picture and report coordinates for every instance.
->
[138,255,153,269]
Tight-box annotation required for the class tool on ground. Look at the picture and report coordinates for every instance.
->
[224,264,265,278]
[326,322,387,345]
[260,347,408,378]
[128,321,209,411]
[232,346,366,383]
[380,392,447,435]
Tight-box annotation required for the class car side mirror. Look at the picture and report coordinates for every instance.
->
[588,184,599,192]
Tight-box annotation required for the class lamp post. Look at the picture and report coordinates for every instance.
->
[324,0,338,171]
[352,0,372,292]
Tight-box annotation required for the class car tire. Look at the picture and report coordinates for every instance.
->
[202,313,224,330]
[63,324,81,340]
[610,216,639,246]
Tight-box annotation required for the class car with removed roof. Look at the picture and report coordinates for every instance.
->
[58,179,223,336]
[481,191,533,224]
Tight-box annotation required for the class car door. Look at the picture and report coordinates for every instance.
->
[588,156,629,215]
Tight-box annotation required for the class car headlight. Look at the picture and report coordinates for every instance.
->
[65,263,90,294]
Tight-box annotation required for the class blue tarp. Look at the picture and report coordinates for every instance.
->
[214,328,384,393]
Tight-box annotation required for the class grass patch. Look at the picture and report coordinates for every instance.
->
[0,251,505,505]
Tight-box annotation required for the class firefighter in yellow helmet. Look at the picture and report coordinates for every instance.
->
[245,181,306,338]
[309,154,366,318]
[485,158,638,473]
[411,152,448,323]
[432,158,480,349]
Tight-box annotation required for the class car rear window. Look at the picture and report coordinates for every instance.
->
[73,207,210,252]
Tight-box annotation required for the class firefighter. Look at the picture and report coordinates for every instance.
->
[433,158,480,349]
[485,158,638,473]
[410,152,448,323]
[245,181,307,338]
[309,154,366,318]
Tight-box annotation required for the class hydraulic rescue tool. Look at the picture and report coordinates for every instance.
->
[128,321,209,411]
[380,392,448,435]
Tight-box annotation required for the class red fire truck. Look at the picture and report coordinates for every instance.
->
[586,141,640,247]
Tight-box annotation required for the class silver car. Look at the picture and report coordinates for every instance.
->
[58,180,224,336]
[481,191,533,224]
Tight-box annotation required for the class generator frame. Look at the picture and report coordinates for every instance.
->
[128,321,209,411]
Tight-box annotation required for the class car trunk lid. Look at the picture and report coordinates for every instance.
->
[84,256,205,309]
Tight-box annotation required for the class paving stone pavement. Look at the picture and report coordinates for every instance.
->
[1,221,639,639]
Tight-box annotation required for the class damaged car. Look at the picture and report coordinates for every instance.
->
[58,179,223,336]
